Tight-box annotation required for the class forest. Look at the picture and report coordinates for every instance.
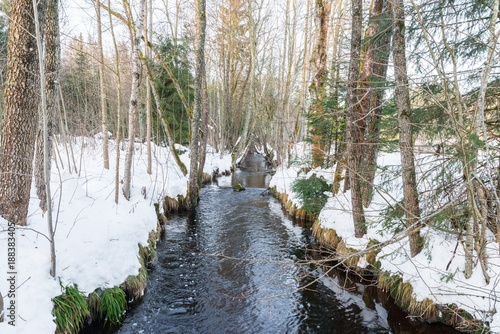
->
[0,0,499,333]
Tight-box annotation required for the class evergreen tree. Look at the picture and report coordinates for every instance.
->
[153,37,194,145]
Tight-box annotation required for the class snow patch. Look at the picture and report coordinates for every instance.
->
[0,137,232,333]
[270,144,500,331]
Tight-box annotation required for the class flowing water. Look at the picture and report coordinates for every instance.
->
[95,155,459,334]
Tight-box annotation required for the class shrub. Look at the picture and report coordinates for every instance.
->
[291,174,330,214]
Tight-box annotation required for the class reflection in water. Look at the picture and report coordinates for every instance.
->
[90,155,459,334]
[232,154,273,189]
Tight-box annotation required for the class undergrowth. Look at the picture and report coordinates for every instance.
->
[292,174,330,214]
[52,284,90,333]
[99,287,127,324]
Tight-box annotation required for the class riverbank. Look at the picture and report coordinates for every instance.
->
[270,147,500,333]
[0,136,232,334]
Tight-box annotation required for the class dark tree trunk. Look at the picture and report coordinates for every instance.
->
[35,0,59,213]
[392,0,422,257]
[360,0,392,207]
[0,1,38,226]
[346,0,366,237]
[309,0,331,168]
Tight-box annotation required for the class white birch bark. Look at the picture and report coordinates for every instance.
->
[122,0,145,200]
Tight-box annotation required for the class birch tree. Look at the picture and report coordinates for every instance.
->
[122,0,145,200]
[187,0,206,208]
[108,0,124,204]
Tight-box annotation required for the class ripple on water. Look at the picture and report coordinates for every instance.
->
[106,157,460,334]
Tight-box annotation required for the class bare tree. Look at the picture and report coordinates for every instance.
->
[215,0,251,154]
[359,0,392,207]
[35,0,60,213]
[392,0,422,257]
[145,0,152,175]
[33,0,57,277]
[188,0,206,208]
[122,0,145,200]
[408,0,499,278]
[198,63,209,178]
[233,0,257,164]
[299,0,312,147]
[345,0,365,237]
[108,0,124,204]
[96,0,110,169]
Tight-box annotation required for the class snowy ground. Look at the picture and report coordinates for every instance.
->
[270,146,500,332]
[0,136,231,334]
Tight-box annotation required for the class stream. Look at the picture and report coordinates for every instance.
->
[94,155,459,334]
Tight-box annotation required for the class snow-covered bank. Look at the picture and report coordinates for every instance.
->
[270,147,500,332]
[0,136,231,334]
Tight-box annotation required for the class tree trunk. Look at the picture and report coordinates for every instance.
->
[223,53,230,153]
[145,0,152,175]
[329,0,347,164]
[198,70,209,180]
[360,0,392,207]
[309,0,331,168]
[232,0,256,167]
[299,0,312,150]
[122,0,145,200]
[109,0,123,204]
[188,0,206,209]
[392,0,422,257]
[0,1,38,226]
[35,0,59,213]
[465,0,499,279]
[346,0,365,237]
[58,85,78,174]
[96,0,109,170]
[33,0,57,278]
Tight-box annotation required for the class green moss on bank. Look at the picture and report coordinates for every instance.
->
[53,201,171,333]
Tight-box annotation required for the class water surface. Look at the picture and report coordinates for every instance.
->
[102,155,459,334]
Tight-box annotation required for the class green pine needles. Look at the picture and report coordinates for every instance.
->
[292,174,330,214]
